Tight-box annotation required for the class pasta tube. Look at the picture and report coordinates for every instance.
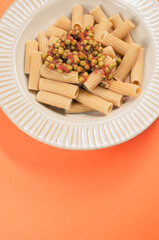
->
[102,46,116,58]
[111,20,135,39]
[83,14,94,29]
[28,51,42,91]
[91,87,123,107]
[109,14,134,43]
[37,32,48,53]
[94,19,112,41]
[104,56,116,66]
[83,69,105,91]
[100,31,129,55]
[48,35,59,46]
[93,24,99,33]
[47,25,67,38]
[76,89,113,115]
[40,65,79,84]
[72,4,84,29]
[37,91,72,110]
[66,102,94,113]
[54,15,72,31]
[89,5,107,23]
[39,78,79,99]
[131,48,144,85]
[114,43,141,81]
[106,80,141,97]
[25,40,38,74]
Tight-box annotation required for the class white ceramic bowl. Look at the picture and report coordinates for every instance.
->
[0,0,159,150]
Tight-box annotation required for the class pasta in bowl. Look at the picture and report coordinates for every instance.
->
[25,4,143,116]
[0,0,158,149]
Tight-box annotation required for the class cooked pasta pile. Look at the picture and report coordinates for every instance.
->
[25,5,144,115]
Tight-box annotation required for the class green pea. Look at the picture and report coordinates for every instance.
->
[66,64,73,72]
[80,61,86,67]
[49,63,55,70]
[53,49,58,54]
[62,52,68,59]
[46,56,53,62]
[74,65,78,71]
[101,55,106,60]
[58,47,64,55]
[79,53,86,60]
[116,58,122,65]
[44,61,49,67]
[83,72,89,77]
[98,47,103,53]
[88,54,93,61]
[82,40,88,46]
[86,45,91,51]
[67,59,72,64]
[65,39,71,46]
[108,74,113,80]
[74,57,80,64]
[71,46,75,50]
[105,67,110,73]
[86,26,91,31]
[98,43,102,47]
[57,68,63,73]
[58,59,63,63]
[88,32,94,37]
[98,61,104,68]
[93,51,98,56]
[93,41,98,48]
[72,39,77,45]
[75,30,80,35]
[109,64,115,70]
[56,53,60,58]
[88,39,94,45]
[78,76,85,83]
[61,35,67,41]
[42,53,47,60]
[77,66,83,73]
[91,59,98,66]
[85,64,90,71]
[55,42,60,48]
[98,53,102,58]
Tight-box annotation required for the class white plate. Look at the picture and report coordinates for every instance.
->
[0,0,159,150]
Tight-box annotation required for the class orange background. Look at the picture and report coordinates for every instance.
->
[0,1,159,239]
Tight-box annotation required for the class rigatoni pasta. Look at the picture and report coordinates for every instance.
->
[28,51,42,91]
[76,89,113,115]
[114,43,141,81]
[100,31,129,55]
[66,102,94,113]
[47,25,67,38]
[48,35,60,46]
[25,4,145,117]
[131,48,144,85]
[37,91,72,110]
[103,46,116,58]
[39,78,79,99]
[37,32,48,53]
[54,15,72,31]
[40,65,79,84]
[91,87,123,107]
[83,14,94,29]
[25,40,38,74]
[111,20,135,39]
[84,69,105,91]
[89,5,107,23]
[104,80,141,97]
[94,19,112,41]
[109,14,134,43]
[72,4,84,29]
